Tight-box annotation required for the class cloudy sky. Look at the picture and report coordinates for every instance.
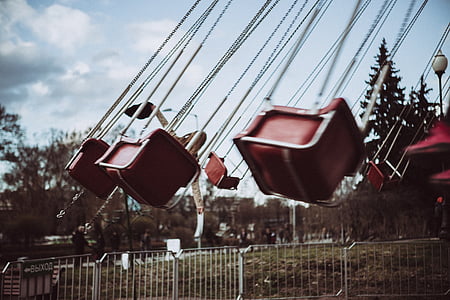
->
[0,0,449,149]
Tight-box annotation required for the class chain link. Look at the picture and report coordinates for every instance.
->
[84,187,118,233]
[129,0,202,87]
[172,0,274,130]
[56,190,85,218]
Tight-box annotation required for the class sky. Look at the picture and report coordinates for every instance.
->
[0,0,449,198]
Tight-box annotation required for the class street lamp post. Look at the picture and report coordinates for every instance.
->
[432,50,448,119]
[432,50,449,240]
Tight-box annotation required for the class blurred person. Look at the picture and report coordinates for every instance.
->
[239,228,248,247]
[110,230,121,251]
[141,229,151,251]
[72,225,88,255]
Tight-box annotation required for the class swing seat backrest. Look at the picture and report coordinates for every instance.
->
[233,98,364,203]
[66,138,116,199]
[96,129,200,207]
[366,161,400,192]
[204,152,240,189]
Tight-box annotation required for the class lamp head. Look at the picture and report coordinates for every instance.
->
[432,50,448,76]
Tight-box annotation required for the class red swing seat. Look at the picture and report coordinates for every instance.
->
[204,152,240,189]
[233,98,365,203]
[366,160,400,192]
[66,138,116,199]
[96,129,200,207]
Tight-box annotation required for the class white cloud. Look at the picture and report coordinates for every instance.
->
[29,4,97,51]
[30,81,50,96]
[127,19,176,53]
[0,39,35,57]
[61,61,90,80]
[0,0,35,35]
[92,51,137,81]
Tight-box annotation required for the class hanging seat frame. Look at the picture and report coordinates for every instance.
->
[204,152,240,189]
[97,129,200,208]
[234,98,365,204]
[66,138,116,199]
[366,160,401,191]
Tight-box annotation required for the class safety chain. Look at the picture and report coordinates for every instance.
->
[56,190,85,219]
[129,0,202,87]
[171,0,275,131]
[86,0,202,140]
[391,0,417,57]
[84,187,119,233]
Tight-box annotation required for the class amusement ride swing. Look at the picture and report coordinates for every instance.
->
[365,106,409,191]
[231,0,421,205]
[231,0,373,206]
[58,0,204,221]
[364,104,431,192]
[366,91,442,192]
[93,0,240,210]
[60,0,431,233]
[198,0,401,205]
[363,0,445,192]
[60,0,228,227]
[61,0,285,228]
[201,0,312,190]
[163,0,294,192]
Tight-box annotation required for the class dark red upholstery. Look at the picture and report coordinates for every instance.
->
[366,161,399,192]
[204,152,240,189]
[233,98,365,203]
[96,129,200,207]
[67,138,116,199]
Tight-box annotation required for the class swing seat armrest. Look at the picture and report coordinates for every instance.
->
[97,139,149,170]
[238,112,333,149]
[65,138,110,170]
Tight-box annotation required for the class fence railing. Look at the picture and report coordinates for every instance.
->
[344,240,450,298]
[242,243,344,299]
[1,240,449,299]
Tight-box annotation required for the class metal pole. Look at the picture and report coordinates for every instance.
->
[439,196,449,240]
[237,250,245,300]
[92,261,101,300]
[124,195,137,300]
[343,247,349,300]
[172,253,179,300]
[124,195,133,251]
[292,202,297,242]
[438,73,444,119]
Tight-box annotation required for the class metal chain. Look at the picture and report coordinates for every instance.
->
[84,187,119,232]
[85,0,202,140]
[169,0,274,131]
[129,0,202,87]
[198,0,304,162]
[391,0,417,57]
[56,190,85,219]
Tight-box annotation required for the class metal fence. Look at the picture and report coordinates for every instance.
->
[1,240,449,299]
[344,240,450,298]
[242,243,344,299]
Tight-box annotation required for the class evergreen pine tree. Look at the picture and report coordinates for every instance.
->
[401,76,441,185]
[360,39,405,166]
[404,76,435,144]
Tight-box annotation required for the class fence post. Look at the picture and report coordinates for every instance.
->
[237,249,245,300]
[343,247,348,300]
[92,259,101,300]
[0,265,4,300]
[172,251,179,300]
